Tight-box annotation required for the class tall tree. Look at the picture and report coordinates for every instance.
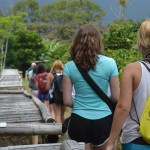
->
[6,29,46,75]
[117,0,133,20]
[11,0,39,22]
[0,13,26,73]
[117,0,126,20]
[38,0,105,40]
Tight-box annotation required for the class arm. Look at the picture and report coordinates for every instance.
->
[63,76,74,108]
[110,75,120,103]
[107,64,134,150]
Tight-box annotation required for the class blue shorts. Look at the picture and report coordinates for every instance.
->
[38,93,49,102]
[122,143,150,150]
[68,113,113,146]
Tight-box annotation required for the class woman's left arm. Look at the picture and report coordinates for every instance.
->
[63,76,73,108]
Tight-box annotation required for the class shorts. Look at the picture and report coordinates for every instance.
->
[48,96,63,105]
[49,96,54,104]
[38,93,49,102]
[122,143,150,150]
[68,113,113,146]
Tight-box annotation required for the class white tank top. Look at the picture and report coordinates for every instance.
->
[120,61,150,144]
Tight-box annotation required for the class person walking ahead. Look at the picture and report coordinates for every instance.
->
[63,24,120,150]
[106,20,150,150]
[35,63,50,109]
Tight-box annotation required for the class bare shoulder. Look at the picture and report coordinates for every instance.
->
[123,61,141,91]
[124,61,141,75]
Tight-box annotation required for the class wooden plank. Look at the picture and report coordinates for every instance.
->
[0,109,40,116]
[0,90,59,136]
[0,91,44,123]
[0,80,22,83]
[0,90,23,94]
[1,69,19,76]
[0,123,62,135]
[0,117,42,123]
[0,84,23,88]
[61,140,84,150]
[0,140,85,150]
[31,94,55,123]
[0,108,39,114]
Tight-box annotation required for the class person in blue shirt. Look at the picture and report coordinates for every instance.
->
[63,24,120,150]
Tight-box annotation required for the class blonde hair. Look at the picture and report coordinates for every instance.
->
[137,20,150,56]
[51,60,64,73]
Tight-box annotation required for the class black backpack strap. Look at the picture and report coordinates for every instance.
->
[141,60,150,72]
[51,72,57,86]
[129,99,140,125]
[75,63,115,113]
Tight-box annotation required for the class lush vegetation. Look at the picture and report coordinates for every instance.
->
[0,0,143,78]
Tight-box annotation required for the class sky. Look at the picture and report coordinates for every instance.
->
[0,0,150,24]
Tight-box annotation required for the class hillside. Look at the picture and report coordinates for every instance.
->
[0,0,150,24]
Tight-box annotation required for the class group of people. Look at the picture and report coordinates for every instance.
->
[27,60,65,124]
[62,20,150,150]
[27,19,150,150]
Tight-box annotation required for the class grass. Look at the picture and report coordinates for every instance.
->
[22,78,122,149]
[23,78,31,93]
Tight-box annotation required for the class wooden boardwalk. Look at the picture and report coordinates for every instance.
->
[0,69,85,149]
[0,90,61,135]
[0,69,23,90]
[0,69,61,136]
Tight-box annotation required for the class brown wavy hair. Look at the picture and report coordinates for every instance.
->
[70,24,104,71]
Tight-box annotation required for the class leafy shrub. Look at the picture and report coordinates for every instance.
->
[105,49,142,79]
[103,20,141,50]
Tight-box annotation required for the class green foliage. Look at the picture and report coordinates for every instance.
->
[43,39,70,67]
[105,49,142,79]
[0,13,26,44]
[9,0,105,41]
[31,0,104,40]
[11,0,39,22]
[104,20,141,50]
[40,0,104,23]
[0,13,27,72]
[6,29,46,75]
[42,41,142,80]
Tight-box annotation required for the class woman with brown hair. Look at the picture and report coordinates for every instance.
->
[63,24,120,150]
[50,60,66,123]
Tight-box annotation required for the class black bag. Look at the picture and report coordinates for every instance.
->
[62,117,70,134]
[46,135,59,143]
[52,73,63,104]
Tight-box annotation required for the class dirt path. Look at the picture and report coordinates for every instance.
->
[0,135,32,147]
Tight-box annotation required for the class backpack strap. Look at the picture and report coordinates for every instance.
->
[141,60,150,72]
[129,99,140,124]
[50,72,57,87]
[130,60,150,124]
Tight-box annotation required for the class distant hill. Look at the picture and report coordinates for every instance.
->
[0,0,150,24]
